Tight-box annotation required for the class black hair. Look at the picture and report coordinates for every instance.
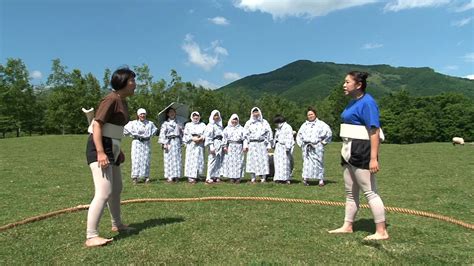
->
[110,66,136,91]
[273,114,286,124]
[166,107,176,117]
[347,71,369,92]
[252,108,259,113]
[307,106,317,116]
[192,112,200,117]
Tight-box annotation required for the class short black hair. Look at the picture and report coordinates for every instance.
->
[273,114,286,124]
[347,71,369,92]
[110,66,136,91]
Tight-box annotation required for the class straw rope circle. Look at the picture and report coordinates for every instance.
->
[0,196,472,232]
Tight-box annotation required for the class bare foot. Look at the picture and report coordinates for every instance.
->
[363,232,389,241]
[111,224,136,232]
[328,227,353,234]
[84,236,113,247]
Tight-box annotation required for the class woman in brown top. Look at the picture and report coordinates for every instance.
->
[85,67,136,247]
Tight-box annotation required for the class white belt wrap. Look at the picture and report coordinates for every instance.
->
[340,123,385,141]
[88,119,124,140]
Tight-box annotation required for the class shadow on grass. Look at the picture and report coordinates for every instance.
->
[113,217,185,240]
[353,218,391,233]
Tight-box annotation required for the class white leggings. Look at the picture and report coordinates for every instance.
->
[343,164,386,223]
[86,162,123,239]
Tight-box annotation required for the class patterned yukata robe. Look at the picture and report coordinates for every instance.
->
[158,119,184,179]
[205,111,224,180]
[273,122,295,181]
[123,119,158,179]
[244,112,273,176]
[222,122,247,179]
[296,119,332,180]
[183,121,206,178]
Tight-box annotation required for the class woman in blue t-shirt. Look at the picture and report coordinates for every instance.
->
[328,71,389,241]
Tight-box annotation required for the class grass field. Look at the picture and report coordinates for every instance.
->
[0,135,473,264]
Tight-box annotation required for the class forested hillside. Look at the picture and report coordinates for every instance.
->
[219,60,474,103]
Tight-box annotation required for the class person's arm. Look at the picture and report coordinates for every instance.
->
[369,127,380,173]
[92,120,109,168]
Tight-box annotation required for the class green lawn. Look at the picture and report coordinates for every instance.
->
[0,135,472,264]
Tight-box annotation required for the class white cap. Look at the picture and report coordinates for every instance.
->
[137,108,147,115]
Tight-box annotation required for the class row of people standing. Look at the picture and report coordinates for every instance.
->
[124,106,333,186]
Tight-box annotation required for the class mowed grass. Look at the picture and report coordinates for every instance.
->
[0,135,472,264]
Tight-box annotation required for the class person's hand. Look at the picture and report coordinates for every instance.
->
[97,151,109,168]
[223,147,228,154]
[243,147,248,153]
[369,159,379,174]
[209,147,216,155]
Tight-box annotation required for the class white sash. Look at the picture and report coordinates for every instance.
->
[88,119,124,140]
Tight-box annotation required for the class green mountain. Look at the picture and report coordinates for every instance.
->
[218,60,474,103]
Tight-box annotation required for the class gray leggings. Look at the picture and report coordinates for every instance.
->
[343,164,386,223]
[86,162,123,239]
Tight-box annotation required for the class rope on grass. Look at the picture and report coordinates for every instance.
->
[1,196,473,232]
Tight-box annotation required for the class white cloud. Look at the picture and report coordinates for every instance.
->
[465,74,474,80]
[451,17,472,27]
[362,43,383,49]
[30,70,43,79]
[455,0,474,12]
[444,65,459,71]
[209,16,230,25]
[234,0,377,19]
[223,72,241,81]
[182,34,227,71]
[463,52,474,62]
[384,0,450,12]
[195,78,219,90]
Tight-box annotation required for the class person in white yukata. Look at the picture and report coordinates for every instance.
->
[183,111,206,184]
[272,114,295,184]
[158,107,184,183]
[296,107,332,186]
[244,107,273,183]
[205,110,225,184]
[123,108,158,184]
[222,114,248,184]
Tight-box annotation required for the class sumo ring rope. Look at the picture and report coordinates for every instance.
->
[0,196,473,232]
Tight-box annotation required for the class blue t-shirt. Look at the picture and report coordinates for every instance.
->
[341,93,380,128]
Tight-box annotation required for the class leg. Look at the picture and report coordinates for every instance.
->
[329,165,359,233]
[353,168,389,240]
[85,162,114,246]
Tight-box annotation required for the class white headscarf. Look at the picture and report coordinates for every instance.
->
[227,113,240,127]
[136,108,146,115]
[190,111,200,124]
[208,109,222,127]
[249,107,263,122]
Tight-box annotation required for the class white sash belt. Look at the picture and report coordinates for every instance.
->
[340,123,385,141]
[87,119,124,140]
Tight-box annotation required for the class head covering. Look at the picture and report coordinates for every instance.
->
[227,114,240,127]
[208,109,222,127]
[249,107,263,122]
[137,108,146,115]
[190,111,200,123]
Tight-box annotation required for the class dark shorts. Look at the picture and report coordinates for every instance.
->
[341,139,371,170]
[86,134,119,165]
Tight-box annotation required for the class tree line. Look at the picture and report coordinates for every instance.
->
[1,58,472,143]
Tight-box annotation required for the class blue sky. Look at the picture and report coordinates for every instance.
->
[1,0,473,88]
